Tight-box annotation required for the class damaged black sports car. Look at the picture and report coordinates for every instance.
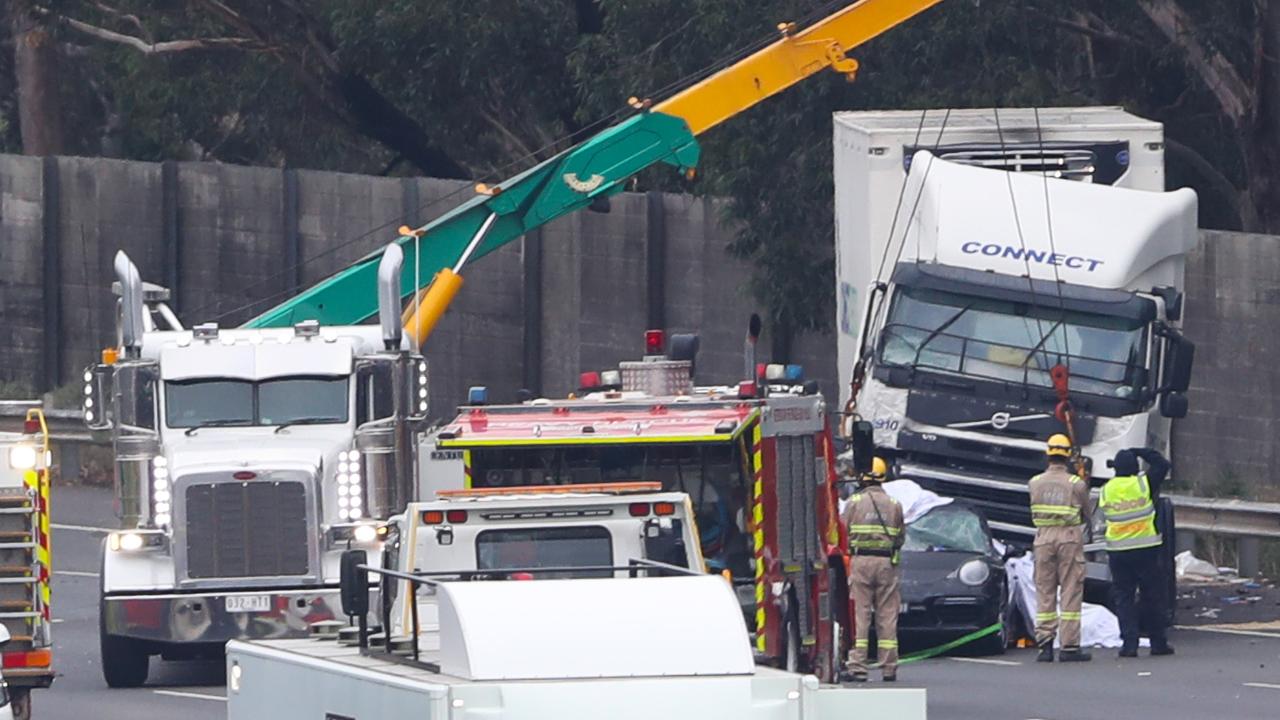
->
[897,500,1014,655]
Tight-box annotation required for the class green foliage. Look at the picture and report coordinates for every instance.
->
[10,0,1276,339]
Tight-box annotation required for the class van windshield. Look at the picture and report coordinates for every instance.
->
[879,286,1149,398]
[166,376,349,428]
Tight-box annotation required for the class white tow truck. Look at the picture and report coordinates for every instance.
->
[83,245,427,686]
[226,485,926,719]
[835,108,1196,596]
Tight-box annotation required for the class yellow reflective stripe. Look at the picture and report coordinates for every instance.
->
[851,539,893,548]
[877,640,898,648]
[854,639,869,647]
[1059,612,1082,620]
[439,433,736,447]
[1031,505,1080,515]
[1035,612,1058,621]
[1103,505,1154,522]
[1107,534,1163,551]
[848,524,901,535]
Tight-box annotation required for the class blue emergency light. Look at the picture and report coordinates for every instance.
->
[785,364,804,382]
[468,386,489,405]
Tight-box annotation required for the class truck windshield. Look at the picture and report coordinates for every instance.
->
[476,526,613,579]
[166,376,349,428]
[879,286,1148,397]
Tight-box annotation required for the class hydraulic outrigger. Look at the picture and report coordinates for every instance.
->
[242,0,947,343]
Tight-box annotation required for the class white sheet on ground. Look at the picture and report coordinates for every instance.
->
[1175,550,1219,580]
[1006,553,1147,649]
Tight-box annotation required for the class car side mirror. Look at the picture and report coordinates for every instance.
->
[1160,391,1188,419]
[340,550,369,618]
[850,421,875,474]
[1161,332,1195,393]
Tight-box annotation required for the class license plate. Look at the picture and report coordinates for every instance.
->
[225,594,271,613]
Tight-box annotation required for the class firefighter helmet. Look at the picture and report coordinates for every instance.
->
[866,456,889,482]
[1046,433,1073,458]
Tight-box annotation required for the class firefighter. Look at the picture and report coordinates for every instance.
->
[1028,433,1092,662]
[1100,448,1174,658]
[840,456,905,683]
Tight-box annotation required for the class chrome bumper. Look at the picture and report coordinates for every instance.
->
[102,588,341,644]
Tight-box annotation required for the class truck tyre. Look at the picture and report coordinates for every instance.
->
[99,600,149,688]
[10,688,31,720]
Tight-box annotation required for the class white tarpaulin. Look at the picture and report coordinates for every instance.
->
[1006,553,1146,649]
[882,479,953,523]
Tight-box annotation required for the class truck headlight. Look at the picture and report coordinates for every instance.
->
[7,445,37,470]
[957,559,990,586]
[108,530,166,552]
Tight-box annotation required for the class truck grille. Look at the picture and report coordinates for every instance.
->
[184,481,310,579]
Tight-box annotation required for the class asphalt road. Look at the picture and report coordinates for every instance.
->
[35,485,1280,720]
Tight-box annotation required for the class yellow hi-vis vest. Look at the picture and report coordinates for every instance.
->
[1099,474,1161,551]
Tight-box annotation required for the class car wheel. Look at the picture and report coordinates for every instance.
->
[100,599,150,688]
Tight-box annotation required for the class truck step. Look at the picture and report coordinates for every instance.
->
[0,600,32,611]
[0,531,32,542]
[0,611,40,620]
[0,542,35,551]
[0,566,32,577]
[0,507,34,515]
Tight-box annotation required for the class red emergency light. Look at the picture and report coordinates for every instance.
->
[579,371,601,389]
[645,329,665,355]
[23,418,40,434]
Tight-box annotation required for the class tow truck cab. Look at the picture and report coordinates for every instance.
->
[416,331,851,681]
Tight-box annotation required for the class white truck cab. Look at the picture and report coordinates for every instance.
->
[86,245,427,687]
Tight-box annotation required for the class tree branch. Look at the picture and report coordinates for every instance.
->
[1136,0,1253,126]
[1165,137,1256,230]
[52,13,256,54]
[92,1,150,43]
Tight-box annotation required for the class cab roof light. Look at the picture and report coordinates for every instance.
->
[422,510,445,524]
[22,418,40,434]
[653,501,676,516]
[294,319,321,337]
[445,509,468,524]
[468,386,489,405]
[193,322,220,340]
[579,371,601,390]
[629,502,651,517]
[714,419,738,434]
[764,364,786,382]
[736,380,757,399]
[600,370,622,389]
[645,329,665,356]
[785,364,804,382]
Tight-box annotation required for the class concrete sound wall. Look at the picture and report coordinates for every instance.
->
[0,154,833,418]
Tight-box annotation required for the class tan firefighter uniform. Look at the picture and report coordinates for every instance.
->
[1028,435,1091,655]
[841,459,905,680]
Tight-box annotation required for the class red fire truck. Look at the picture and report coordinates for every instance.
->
[418,329,852,681]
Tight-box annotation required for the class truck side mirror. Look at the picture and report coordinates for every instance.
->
[340,549,369,618]
[851,420,875,474]
[1159,391,1188,419]
[1161,333,1195,393]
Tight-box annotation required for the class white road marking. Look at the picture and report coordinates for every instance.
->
[1175,624,1280,639]
[948,656,1021,666]
[51,523,112,534]
[153,690,227,702]
[58,570,100,578]
[1243,682,1280,691]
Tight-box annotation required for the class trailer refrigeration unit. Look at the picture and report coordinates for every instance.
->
[84,245,427,687]
[834,108,1196,593]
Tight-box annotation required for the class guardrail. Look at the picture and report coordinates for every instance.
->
[1168,494,1280,540]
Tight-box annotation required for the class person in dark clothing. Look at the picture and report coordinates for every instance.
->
[1100,448,1173,657]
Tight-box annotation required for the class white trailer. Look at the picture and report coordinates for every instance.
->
[227,487,926,719]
